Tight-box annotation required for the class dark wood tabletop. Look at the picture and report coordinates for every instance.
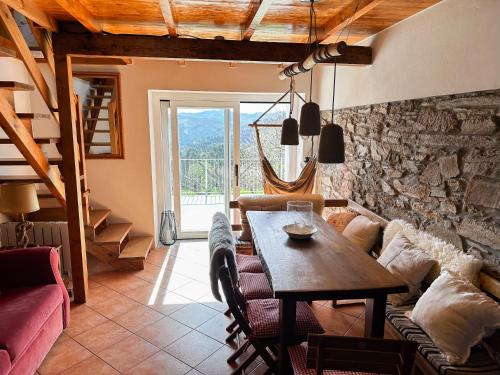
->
[247,211,407,300]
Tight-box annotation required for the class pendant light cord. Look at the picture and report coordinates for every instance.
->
[306,0,318,103]
[331,62,337,124]
[289,77,294,118]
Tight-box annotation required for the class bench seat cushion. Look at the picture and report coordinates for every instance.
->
[386,300,500,375]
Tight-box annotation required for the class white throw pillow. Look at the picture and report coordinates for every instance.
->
[410,271,500,365]
[383,220,483,286]
[377,233,436,306]
[342,215,380,253]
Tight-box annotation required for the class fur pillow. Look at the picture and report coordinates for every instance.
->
[383,220,482,286]
[342,215,380,253]
[378,233,436,306]
[326,211,358,232]
[409,271,500,365]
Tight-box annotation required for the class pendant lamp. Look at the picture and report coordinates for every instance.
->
[281,78,299,145]
[299,0,321,137]
[281,117,299,145]
[318,62,345,163]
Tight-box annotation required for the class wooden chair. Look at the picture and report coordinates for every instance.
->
[289,334,418,375]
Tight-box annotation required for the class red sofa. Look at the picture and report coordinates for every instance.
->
[0,247,70,375]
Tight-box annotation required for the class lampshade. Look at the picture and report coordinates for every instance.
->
[281,117,299,145]
[0,183,40,214]
[318,123,345,163]
[299,101,321,136]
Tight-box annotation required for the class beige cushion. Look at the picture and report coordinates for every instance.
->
[342,215,380,253]
[237,194,325,241]
[326,211,358,232]
[377,233,436,306]
[410,271,500,365]
[383,219,483,287]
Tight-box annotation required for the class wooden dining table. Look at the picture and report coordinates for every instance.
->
[247,211,408,374]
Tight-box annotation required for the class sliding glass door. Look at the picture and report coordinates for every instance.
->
[170,101,239,238]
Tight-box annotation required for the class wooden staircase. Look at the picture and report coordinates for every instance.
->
[84,209,153,271]
[84,82,114,151]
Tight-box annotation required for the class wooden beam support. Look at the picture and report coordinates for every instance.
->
[242,0,273,41]
[52,0,102,33]
[71,56,132,65]
[158,0,177,37]
[54,54,88,303]
[0,0,58,31]
[53,32,309,63]
[0,3,59,111]
[319,0,382,42]
[320,45,372,65]
[0,93,66,205]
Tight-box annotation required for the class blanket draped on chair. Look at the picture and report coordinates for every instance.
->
[255,126,317,195]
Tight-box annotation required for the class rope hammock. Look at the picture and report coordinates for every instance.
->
[254,125,317,195]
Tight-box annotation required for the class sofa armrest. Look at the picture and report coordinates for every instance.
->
[0,247,70,328]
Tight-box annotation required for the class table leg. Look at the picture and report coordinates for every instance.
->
[364,295,387,338]
[279,298,296,375]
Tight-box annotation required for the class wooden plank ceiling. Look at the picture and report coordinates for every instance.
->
[29,0,440,44]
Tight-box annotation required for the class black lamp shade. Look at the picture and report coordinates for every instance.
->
[318,123,345,163]
[299,101,321,136]
[281,117,299,145]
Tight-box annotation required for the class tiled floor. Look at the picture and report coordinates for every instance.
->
[38,240,397,375]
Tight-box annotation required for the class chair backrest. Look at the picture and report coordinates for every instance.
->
[306,334,417,375]
[218,265,252,336]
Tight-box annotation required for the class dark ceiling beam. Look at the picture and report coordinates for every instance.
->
[53,32,309,63]
[52,0,102,33]
[319,0,382,42]
[242,0,273,41]
[159,0,177,37]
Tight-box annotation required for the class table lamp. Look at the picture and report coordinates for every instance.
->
[0,183,40,248]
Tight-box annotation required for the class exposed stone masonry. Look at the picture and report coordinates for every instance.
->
[319,90,500,273]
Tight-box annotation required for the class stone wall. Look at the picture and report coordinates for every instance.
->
[319,90,500,272]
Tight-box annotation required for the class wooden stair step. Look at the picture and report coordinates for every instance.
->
[85,142,111,146]
[0,81,35,91]
[91,85,114,89]
[0,175,42,182]
[16,113,52,120]
[86,118,109,121]
[94,223,133,245]
[0,36,16,58]
[88,95,112,99]
[83,106,109,110]
[85,209,111,229]
[0,158,62,165]
[118,236,153,260]
[83,129,109,133]
[0,137,60,144]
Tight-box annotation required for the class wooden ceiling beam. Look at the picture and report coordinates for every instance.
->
[0,0,57,31]
[0,3,59,111]
[53,32,308,63]
[52,0,102,33]
[159,0,177,37]
[319,0,383,42]
[72,56,132,65]
[242,0,273,41]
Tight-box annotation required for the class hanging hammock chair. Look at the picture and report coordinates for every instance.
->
[254,126,317,195]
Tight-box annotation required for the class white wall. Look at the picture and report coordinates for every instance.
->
[75,60,309,236]
[313,0,500,110]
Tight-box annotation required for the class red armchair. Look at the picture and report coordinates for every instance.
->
[0,247,70,375]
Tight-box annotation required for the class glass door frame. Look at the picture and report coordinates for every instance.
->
[170,100,240,239]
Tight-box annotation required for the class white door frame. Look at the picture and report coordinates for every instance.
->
[148,90,303,244]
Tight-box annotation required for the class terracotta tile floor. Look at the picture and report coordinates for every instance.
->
[39,240,396,374]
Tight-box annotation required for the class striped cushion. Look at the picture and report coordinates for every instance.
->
[239,272,273,300]
[236,253,264,273]
[386,301,500,374]
[288,344,375,375]
[246,299,324,339]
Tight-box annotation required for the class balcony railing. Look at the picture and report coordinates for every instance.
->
[180,157,284,203]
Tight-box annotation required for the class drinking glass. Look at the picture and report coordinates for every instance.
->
[287,201,313,229]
